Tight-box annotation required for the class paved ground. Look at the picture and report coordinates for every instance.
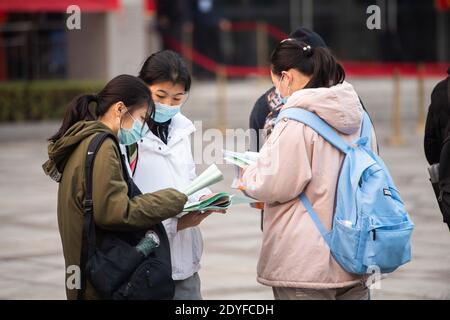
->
[0,78,449,299]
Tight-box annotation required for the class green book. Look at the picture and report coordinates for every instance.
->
[223,150,258,169]
[183,192,254,212]
[182,164,224,196]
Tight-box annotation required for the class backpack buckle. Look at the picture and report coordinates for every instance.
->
[83,199,93,211]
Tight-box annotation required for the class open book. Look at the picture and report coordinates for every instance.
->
[223,150,259,169]
[182,164,223,196]
[222,150,264,209]
[183,192,254,212]
[223,150,259,189]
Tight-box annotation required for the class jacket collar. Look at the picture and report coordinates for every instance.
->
[282,81,363,135]
[144,112,195,146]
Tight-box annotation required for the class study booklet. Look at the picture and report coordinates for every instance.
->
[182,192,255,212]
[223,150,259,168]
[223,150,259,189]
[182,164,224,196]
[222,150,264,209]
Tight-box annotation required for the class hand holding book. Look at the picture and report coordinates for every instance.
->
[222,150,265,209]
[180,164,257,213]
[182,192,254,212]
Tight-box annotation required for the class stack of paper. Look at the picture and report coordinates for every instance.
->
[223,150,259,168]
[183,192,254,212]
[223,150,259,189]
[182,164,223,196]
[223,150,264,209]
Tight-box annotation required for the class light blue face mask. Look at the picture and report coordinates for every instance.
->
[153,102,181,123]
[277,74,290,104]
[118,113,149,146]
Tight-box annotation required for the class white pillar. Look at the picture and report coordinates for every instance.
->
[105,0,148,78]
[67,0,160,80]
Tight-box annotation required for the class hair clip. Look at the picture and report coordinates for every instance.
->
[280,38,294,44]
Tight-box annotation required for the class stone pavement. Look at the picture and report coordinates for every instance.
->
[0,78,449,299]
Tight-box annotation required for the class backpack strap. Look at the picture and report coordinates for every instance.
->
[276,108,349,247]
[77,132,117,300]
[276,108,351,154]
[360,111,373,145]
[275,108,375,248]
[300,193,332,246]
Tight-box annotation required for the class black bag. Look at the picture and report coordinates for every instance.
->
[78,132,175,300]
[429,76,450,230]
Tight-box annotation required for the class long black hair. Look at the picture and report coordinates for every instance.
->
[270,38,345,89]
[49,74,153,141]
[138,50,191,91]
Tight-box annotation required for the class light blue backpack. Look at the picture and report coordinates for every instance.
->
[276,108,414,275]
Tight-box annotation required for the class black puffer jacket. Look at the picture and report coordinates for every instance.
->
[424,68,450,165]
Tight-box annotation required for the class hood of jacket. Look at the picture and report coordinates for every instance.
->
[283,81,364,135]
[42,121,114,182]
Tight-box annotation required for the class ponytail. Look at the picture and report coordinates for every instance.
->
[49,94,97,141]
[49,75,152,142]
[270,38,345,89]
[306,47,345,88]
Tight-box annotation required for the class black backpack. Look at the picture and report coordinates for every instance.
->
[78,132,175,300]
[430,76,450,230]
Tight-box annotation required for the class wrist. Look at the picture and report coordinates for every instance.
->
[177,216,190,231]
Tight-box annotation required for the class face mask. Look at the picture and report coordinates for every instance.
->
[275,88,290,104]
[118,112,149,145]
[277,74,290,105]
[153,102,181,123]
[281,96,289,104]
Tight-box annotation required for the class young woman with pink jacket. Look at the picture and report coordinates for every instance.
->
[240,39,378,300]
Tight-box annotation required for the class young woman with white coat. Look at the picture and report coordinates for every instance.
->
[240,39,378,300]
[122,50,224,300]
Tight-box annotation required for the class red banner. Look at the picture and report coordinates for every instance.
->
[0,0,120,13]
[436,0,450,10]
[145,0,156,13]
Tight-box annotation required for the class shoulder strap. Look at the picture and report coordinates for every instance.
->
[276,108,374,247]
[300,193,331,246]
[275,109,341,247]
[359,98,379,154]
[276,108,351,154]
[276,108,372,247]
[360,111,373,144]
[78,132,116,300]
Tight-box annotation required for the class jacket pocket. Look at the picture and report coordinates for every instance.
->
[113,256,175,300]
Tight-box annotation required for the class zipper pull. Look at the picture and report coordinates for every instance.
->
[438,190,443,202]
[373,229,376,241]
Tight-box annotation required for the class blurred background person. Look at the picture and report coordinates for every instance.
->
[424,67,450,165]
[181,0,231,78]
[155,0,184,51]
[424,67,450,230]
